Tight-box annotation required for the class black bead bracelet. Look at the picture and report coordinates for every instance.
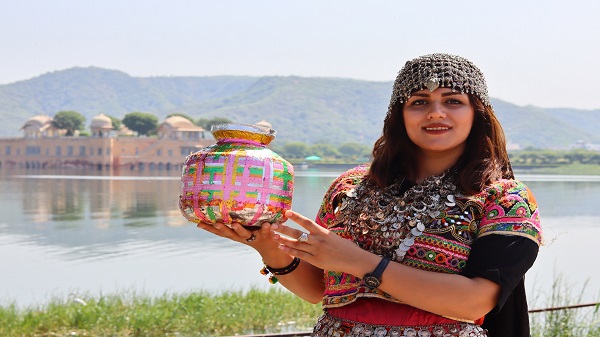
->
[260,257,301,284]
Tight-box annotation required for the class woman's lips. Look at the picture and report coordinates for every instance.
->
[423,124,451,133]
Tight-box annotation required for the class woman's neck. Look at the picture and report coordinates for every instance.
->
[413,150,462,183]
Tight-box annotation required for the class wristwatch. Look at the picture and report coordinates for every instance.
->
[363,256,391,289]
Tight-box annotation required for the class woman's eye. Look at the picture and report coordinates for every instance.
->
[447,99,463,104]
[411,100,427,106]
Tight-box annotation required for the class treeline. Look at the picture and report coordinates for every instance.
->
[48,110,231,136]
[509,148,600,166]
[50,110,372,162]
[273,144,600,166]
[271,141,371,163]
[272,145,600,166]
[45,110,600,165]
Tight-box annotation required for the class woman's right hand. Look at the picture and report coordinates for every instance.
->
[196,222,281,254]
[198,220,326,303]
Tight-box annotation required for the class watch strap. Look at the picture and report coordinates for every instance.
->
[371,256,391,278]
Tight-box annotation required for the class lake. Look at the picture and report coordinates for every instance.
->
[1,168,599,308]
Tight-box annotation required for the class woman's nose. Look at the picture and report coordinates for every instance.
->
[426,102,446,119]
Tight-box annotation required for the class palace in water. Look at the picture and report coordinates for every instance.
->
[0,114,272,171]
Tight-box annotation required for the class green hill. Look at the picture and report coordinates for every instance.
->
[1,67,599,148]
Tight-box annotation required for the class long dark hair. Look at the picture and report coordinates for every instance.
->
[367,95,513,194]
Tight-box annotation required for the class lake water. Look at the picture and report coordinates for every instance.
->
[1,168,599,308]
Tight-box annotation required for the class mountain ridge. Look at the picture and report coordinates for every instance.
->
[1,67,599,148]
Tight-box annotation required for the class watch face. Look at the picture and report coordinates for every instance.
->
[363,275,381,289]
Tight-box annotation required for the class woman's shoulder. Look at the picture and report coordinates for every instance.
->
[318,165,368,196]
[486,178,532,194]
[336,164,370,180]
[469,179,537,205]
[465,178,539,217]
[315,165,369,228]
[471,178,543,246]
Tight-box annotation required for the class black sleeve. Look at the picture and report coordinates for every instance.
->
[461,235,539,337]
[461,234,538,311]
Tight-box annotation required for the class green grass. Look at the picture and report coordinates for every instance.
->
[0,287,321,337]
[1,278,599,337]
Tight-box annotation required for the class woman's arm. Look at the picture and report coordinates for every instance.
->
[273,210,501,321]
[197,221,325,303]
[377,257,501,320]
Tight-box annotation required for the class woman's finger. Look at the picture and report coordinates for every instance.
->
[271,223,308,242]
[277,241,314,259]
[197,222,225,237]
[198,222,247,242]
[230,223,255,241]
[259,222,273,237]
[284,210,322,233]
[269,210,329,245]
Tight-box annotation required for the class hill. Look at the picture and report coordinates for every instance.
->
[1,67,599,148]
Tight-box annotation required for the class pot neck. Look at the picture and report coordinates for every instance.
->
[216,137,266,147]
[212,129,274,146]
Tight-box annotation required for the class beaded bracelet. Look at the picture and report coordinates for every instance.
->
[260,257,301,284]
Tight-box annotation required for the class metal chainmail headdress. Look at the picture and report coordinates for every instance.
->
[388,53,492,114]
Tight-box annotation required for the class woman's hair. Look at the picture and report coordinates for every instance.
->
[367,95,513,194]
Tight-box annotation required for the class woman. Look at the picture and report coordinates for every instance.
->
[198,53,542,337]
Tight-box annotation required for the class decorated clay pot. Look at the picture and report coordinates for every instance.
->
[179,123,294,228]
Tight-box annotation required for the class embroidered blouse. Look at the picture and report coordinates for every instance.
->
[315,165,542,309]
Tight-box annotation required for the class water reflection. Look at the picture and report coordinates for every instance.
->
[1,169,599,307]
[0,169,334,258]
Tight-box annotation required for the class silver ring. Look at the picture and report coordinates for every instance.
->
[245,234,257,243]
[297,232,309,243]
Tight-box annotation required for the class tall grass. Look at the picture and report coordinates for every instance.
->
[1,278,599,337]
[0,287,321,337]
[529,275,600,337]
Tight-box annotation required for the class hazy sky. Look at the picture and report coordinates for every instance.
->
[1,0,599,109]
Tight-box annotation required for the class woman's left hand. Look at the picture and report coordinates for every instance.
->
[271,210,369,274]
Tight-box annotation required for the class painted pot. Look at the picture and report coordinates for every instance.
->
[179,123,294,228]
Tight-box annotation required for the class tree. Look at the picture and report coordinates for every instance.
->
[282,142,310,158]
[196,117,234,131]
[122,112,159,136]
[106,115,122,131]
[338,142,370,157]
[310,143,340,158]
[53,110,86,136]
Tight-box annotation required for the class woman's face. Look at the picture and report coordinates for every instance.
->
[403,88,474,158]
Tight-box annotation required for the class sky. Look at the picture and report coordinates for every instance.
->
[1,0,600,110]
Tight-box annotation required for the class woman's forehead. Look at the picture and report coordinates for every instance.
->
[409,88,468,96]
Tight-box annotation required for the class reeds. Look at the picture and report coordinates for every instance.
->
[529,275,600,337]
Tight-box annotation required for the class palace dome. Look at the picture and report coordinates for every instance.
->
[163,116,196,128]
[254,119,273,129]
[90,114,113,129]
[21,115,53,129]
